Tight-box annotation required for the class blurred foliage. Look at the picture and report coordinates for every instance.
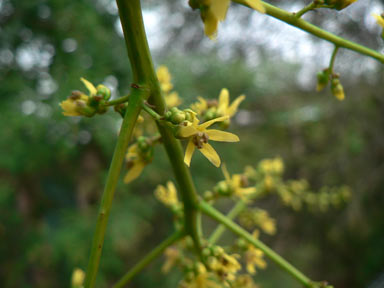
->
[1,0,384,287]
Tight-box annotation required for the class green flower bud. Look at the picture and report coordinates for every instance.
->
[236,238,248,250]
[316,70,330,92]
[171,112,186,124]
[324,0,357,10]
[331,78,345,101]
[214,181,231,196]
[165,110,172,120]
[202,247,212,257]
[137,137,151,154]
[96,84,111,100]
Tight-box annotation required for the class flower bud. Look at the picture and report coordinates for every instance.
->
[325,0,357,10]
[331,78,345,101]
[316,70,329,92]
[96,84,111,100]
[71,268,85,288]
[171,111,186,124]
[214,181,231,196]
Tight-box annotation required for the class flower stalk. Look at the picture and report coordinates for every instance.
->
[113,230,184,288]
[199,200,319,288]
[84,85,149,288]
[116,0,203,260]
[234,0,384,63]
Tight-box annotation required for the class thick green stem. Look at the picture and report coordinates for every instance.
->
[234,0,384,63]
[84,87,149,288]
[116,0,203,256]
[113,230,184,288]
[199,200,317,288]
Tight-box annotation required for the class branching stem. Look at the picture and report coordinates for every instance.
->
[199,200,320,288]
[113,230,184,288]
[84,86,149,288]
[116,0,203,260]
[294,2,316,18]
[234,0,384,63]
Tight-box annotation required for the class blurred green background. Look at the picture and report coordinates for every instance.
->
[1,0,384,287]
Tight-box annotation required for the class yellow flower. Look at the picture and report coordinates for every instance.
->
[373,13,384,28]
[256,210,276,235]
[208,250,241,281]
[155,181,179,207]
[179,116,239,167]
[181,271,221,288]
[221,164,256,199]
[233,274,259,288]
[165,91,182,108]
[244,231,267,274]
[124,139,153,183]
[217,88,245,117]
[59,92,89,116]
[60,77,110,117]
[80,77,97,96]
[190,97,208,116]
[245,246,267,274]
[259,157,284,174]
[162,246,180,273]
[157,65,173,93]
[71,268,85,288]
[201,0,265,39]
[331,78,345,101]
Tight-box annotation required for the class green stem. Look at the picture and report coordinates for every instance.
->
[116,0,203,256]
[105,95,130,106]
[199,200,316,288]
[329,45,339,74]
[294,2,316,18]
[84,86,149,288]
[142,102,162,120]
[113,230,184,288]
[209,201,246,244]
[234,0,384,63]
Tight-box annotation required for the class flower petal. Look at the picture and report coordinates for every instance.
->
[184,139,196,167]
[167,181,177,195]
[205,129,239,142]
[218,88,229,112]
[179,125,198,138]
[80,77,97,96]
[211,0,230,21]
[228,94,245,116]
[239,187,257,195]
[124,160,145,183]
[243,0,265,13]
[199,115,229,130]
[200,143,221,167]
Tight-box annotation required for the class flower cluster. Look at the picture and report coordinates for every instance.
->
[60,78,111,117]
[124,136,156,183]
[316,69,345,101]
[238,209,276,235]
[162,237,260,288]
[191,88,245,127]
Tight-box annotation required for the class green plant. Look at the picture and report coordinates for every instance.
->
[60,1,383,287]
